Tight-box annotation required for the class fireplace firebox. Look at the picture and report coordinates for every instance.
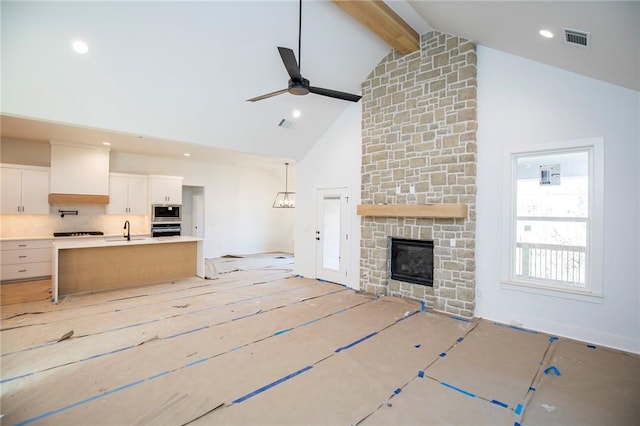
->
[390,238,434,286]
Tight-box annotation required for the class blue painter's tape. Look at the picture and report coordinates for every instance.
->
[148,370,170,380]
[1,341,56,358]
[112,318,161,332]
[414,344,421,348]
[396,310,419,322]
[451,316,471,323]
[549,336,559,342]
[15,379,145,426]
[515,403,523,415]
[514,422,522,426]
[529,386,536,392]
[544,366,561,376]
[456,337,464,343]
[165,325,210,339]
[299,318,322,327]
[334,308,348,315]
[587,344,597,349]
[231,311,263,321]
[493,322,538,334]
[185,357,209,368]
[273,328,291,336]
[417,371,425,378]
[0,371,34,384]
[439,352,447,357]
[440,382,476,398]
[232,365,313,404]
[421,301,425,311]
[335,332,378,353]
[228,345,244,352]
[491,399,508,409]
[394,388,402,395]
[79,345,135,362]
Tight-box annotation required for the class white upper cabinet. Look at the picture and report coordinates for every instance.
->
[149,175,183,204]
[0,164,50,214]
[106,173,148,215]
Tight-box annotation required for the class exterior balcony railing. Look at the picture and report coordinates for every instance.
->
[515,242,586,287]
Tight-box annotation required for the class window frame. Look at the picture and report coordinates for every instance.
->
[501,138,604,303]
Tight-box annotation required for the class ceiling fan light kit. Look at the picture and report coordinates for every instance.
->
[248,0,361,103]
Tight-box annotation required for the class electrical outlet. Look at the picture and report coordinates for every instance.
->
[450,239,456,247]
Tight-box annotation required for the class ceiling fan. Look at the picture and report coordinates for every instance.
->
[247,0,362,103]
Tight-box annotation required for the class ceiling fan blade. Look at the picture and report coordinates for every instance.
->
[246,88,289,102]
[278,47,302,81]
[309,86,362,102]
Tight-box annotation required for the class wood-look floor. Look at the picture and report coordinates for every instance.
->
[1,253,638,425]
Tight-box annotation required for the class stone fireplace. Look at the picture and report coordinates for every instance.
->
[390,238,434,287]
[359,31,477,317]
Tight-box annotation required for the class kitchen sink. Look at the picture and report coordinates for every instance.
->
[104,237,148,242]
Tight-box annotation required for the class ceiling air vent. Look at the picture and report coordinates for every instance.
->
[564,29,590,47]
[278,119,294,129]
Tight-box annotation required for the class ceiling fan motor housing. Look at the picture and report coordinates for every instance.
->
[288,78,310,95]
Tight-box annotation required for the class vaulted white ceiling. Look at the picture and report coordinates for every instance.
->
[2,1,637,166]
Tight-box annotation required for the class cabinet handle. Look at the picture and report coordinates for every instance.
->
[19,255,27,258]
[18,269,27,273]
[18,244,27,247]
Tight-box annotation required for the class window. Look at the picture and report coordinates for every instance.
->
[502,138,604,301]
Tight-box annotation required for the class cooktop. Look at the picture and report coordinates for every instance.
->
[53,231,105,237]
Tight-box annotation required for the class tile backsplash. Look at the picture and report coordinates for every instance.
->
[0,205,149,238]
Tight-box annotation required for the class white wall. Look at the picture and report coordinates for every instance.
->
[110,152,294,258]
[476,46,640,353]
[294,102,362,289]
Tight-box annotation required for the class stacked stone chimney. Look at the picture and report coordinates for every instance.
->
[360,31,478,317]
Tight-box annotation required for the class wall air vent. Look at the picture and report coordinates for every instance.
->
[564,29,590,47]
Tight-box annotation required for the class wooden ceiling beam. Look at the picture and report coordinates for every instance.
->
[333,0,420,55]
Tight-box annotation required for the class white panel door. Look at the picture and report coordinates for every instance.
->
[0,167,22,214]
[315,188,350,285]
[20,169,50,214]
[106,175,129,214]
[127,176,149,214]
[192,193,205,238]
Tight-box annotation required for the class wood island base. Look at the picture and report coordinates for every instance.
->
[58,241,198,296]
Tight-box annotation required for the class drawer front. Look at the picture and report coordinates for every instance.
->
[1,240,52,250]
[0,262,52,281]
[1,248,52,265]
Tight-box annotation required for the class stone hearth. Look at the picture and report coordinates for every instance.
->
[359,31,477,317]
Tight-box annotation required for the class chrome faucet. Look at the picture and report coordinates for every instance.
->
[123,220,131,241]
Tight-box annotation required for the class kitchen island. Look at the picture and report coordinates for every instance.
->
[52,236,204,301]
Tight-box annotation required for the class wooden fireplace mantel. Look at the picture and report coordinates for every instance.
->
[356,204,468,219]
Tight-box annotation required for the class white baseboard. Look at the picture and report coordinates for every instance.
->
[478,312,640,354]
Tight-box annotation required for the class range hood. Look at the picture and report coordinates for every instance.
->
[49,141,110,205]
[48,193,109,205]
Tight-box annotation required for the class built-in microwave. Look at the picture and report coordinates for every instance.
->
[151,204,181,222]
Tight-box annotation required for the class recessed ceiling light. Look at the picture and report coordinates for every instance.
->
[102,141,111,146]
[292,109,301,118]
[183,153,191,157]
[539,29,554,39]
[72,40,89,54]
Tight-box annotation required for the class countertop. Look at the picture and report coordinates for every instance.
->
[1,234,150,242]
[53,235,202,250]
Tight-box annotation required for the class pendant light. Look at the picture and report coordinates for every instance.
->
[273,162,295,208]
